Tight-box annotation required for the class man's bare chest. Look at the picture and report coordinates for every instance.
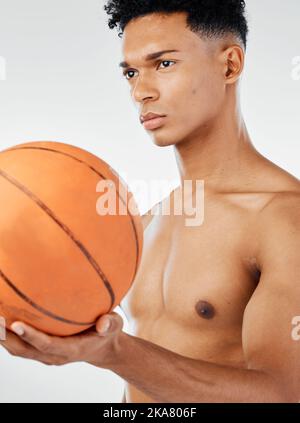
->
[122,210,260,331]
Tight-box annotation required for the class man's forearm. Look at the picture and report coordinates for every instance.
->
[104,332,290,403]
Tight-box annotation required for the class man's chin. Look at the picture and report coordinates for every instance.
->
[150,133,180,147]
[152,138,178,147]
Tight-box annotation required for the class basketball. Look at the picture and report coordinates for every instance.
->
[0,141,143,336]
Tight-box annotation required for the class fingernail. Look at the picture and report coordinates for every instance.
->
[11,323,25,336]
[102,319,111,333]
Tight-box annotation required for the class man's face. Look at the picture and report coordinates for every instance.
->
[121,12,227,147]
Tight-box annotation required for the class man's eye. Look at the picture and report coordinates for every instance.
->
[123,60,176,80]
[123,69,136,80]
[158,60,176,69]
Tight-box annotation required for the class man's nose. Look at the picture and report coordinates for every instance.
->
[132,77,159,104]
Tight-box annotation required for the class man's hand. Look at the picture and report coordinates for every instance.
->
[0,312,123,368]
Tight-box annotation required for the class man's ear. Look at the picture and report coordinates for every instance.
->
[220,45,245,84]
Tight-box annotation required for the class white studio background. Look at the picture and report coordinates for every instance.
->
[0,0,299,403]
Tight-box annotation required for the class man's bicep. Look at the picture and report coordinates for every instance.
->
[242,274,300,402]
[242,208,300,401]
[242,277,299,374]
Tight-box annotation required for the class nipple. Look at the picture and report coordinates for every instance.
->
[195,300,215,320]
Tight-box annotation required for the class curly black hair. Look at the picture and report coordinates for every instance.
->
[103,0,249,48]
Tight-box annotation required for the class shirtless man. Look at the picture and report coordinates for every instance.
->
[1,1,300,403]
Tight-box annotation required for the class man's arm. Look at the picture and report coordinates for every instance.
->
[106,195,300,403]
[3,193,298,402]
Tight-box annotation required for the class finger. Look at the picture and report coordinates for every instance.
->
[0,329,65,364]
[10,322,63,355]
[3,343,66,365]
[95,312,123,336]
[0,327,33,352]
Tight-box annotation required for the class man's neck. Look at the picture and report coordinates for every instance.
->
[173,111,263,194]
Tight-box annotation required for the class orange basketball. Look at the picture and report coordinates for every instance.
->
[0,141,143,336]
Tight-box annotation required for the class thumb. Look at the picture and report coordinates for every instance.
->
[95,312,123,336]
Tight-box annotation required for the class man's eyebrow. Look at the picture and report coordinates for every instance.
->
[119,49,180,69]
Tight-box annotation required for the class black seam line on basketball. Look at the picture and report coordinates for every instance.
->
[5,146,140,282]
[0,168,115,311]
[0,268,95,326]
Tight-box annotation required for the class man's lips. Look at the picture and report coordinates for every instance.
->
[140,112,167,130]
[140,112,166,123]
[142,116,166,130]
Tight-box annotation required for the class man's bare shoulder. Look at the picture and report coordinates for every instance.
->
[141,206,157,232]
[235,162,300,214]
[261,180,300,221]
[256,181,300,265]
[141,199,164,232]
[141,187,180,232]
[259,156,300,195]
